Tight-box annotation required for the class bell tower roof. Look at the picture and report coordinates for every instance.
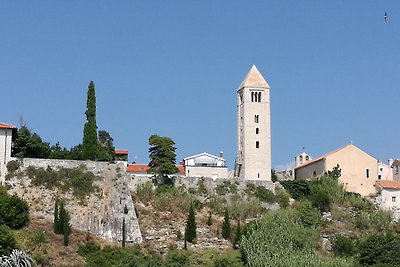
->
[238,65,270,90]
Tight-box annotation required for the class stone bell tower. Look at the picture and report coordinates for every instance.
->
[234,65,271,181]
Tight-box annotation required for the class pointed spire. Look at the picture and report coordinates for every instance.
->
[238,65,270,90]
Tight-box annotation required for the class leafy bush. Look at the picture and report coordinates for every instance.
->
[6,160,20,174]
[0,225,16,256]
[77,240,101,256]
[240,210,351,267]
[294,199,320,228]
[357,233,400,266]
[255,186,275,203]
[310,188,331,212]
[281,180,311,199]
[0,192,29,229]
[275,189,290,208]
[332,235,355,256]
[27,165,100,200]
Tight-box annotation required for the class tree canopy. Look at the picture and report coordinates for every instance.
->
[148,134,179,178]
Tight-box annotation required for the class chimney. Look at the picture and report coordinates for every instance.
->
[219,151,224,159]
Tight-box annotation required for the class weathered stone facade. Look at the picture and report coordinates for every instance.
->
[6,158,142,243]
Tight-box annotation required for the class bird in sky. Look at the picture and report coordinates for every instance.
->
[384,12,388,21]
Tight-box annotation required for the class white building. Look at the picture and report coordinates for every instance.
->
[376,180,400,220]
[234,65,271,181]
[183,152,228,179]
[0,122,16,183]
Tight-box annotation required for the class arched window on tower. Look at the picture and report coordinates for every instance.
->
[251,92,254,102]
[255,115,259,123]
[256,128,259,134]
[258,92,262,102]
[256,141,260,148]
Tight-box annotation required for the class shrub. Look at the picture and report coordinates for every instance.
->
[135,181,154,204]
[0,192,29,229]
[77,240,101,256]
[275,189,290,208]
[0,225,16,256]
[281,180,311,199]
[310,188,331,213]
[332,235,355,256]
[255,186,275,203]
[357,233,400,266]
[295,199,320,228]
[6,160,20,174]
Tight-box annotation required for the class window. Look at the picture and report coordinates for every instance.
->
[251,92,254,102]
[258,92,261,102]
[257,173,260,178]
[378,175,382,180]
[366,168,370,179]
[380,168,383,171]
[255,115,259,123]
[256,141,259,148]
[256,128,259,134]
[392,196,396,202]
[312,171,317,177]
[396,165,399,174]
[306,155,309,161]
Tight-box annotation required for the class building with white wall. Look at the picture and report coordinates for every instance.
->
[376,180,400,220]
[0,122,16,183]
[183,152,227,179]
[234,65,271,181]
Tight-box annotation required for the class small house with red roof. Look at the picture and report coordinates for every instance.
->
[295,143,379,196]
[0,122,16,183]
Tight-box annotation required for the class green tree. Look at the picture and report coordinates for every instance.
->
[122,218,126,248]
[49,142,71,159]
[148,134,179,179]
[12,126,51,158]
[97,130,115,162]
[54,199,71,246]
[185,203,196,243]
[82,81,98,160]
[222,208,231,239]
[207,212,213,226]
[53,199,60,234]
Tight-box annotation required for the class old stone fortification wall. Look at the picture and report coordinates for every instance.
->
[127,174,276,195]
[6,158,142,243]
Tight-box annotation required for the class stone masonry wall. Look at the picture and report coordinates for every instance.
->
[6,158,142,243]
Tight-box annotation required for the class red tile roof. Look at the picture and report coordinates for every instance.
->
[115,149,128,155]
[295,144,352,169]
[376,180,400,189]
[126,164,185,174]
[0,122,16,129]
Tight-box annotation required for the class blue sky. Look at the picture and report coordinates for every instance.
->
[1,1,399,169]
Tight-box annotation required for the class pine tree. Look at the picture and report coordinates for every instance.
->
[221,207,231,239]
[82,81,98,160]
[184,203,196,243]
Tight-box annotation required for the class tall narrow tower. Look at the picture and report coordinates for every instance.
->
[234,65,271,181]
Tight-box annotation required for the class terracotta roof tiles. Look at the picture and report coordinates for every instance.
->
[0,122,16,129]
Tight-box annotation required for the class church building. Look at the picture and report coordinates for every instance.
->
[234,65,271,181]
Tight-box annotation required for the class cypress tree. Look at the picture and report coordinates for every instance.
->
[221,207,231,239]
[207,212,213,226]
[82,81,98,160]
[58,200,71,246]
[53,199,59,234]
[122,218,126,248]
[184,203,196,243]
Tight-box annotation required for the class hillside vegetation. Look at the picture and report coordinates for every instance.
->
[2,167,400,266]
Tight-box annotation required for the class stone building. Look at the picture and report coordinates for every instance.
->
[183,152,228,179]
[0,122,16,183]
[234,65,271,181]
[295,143,378,196]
